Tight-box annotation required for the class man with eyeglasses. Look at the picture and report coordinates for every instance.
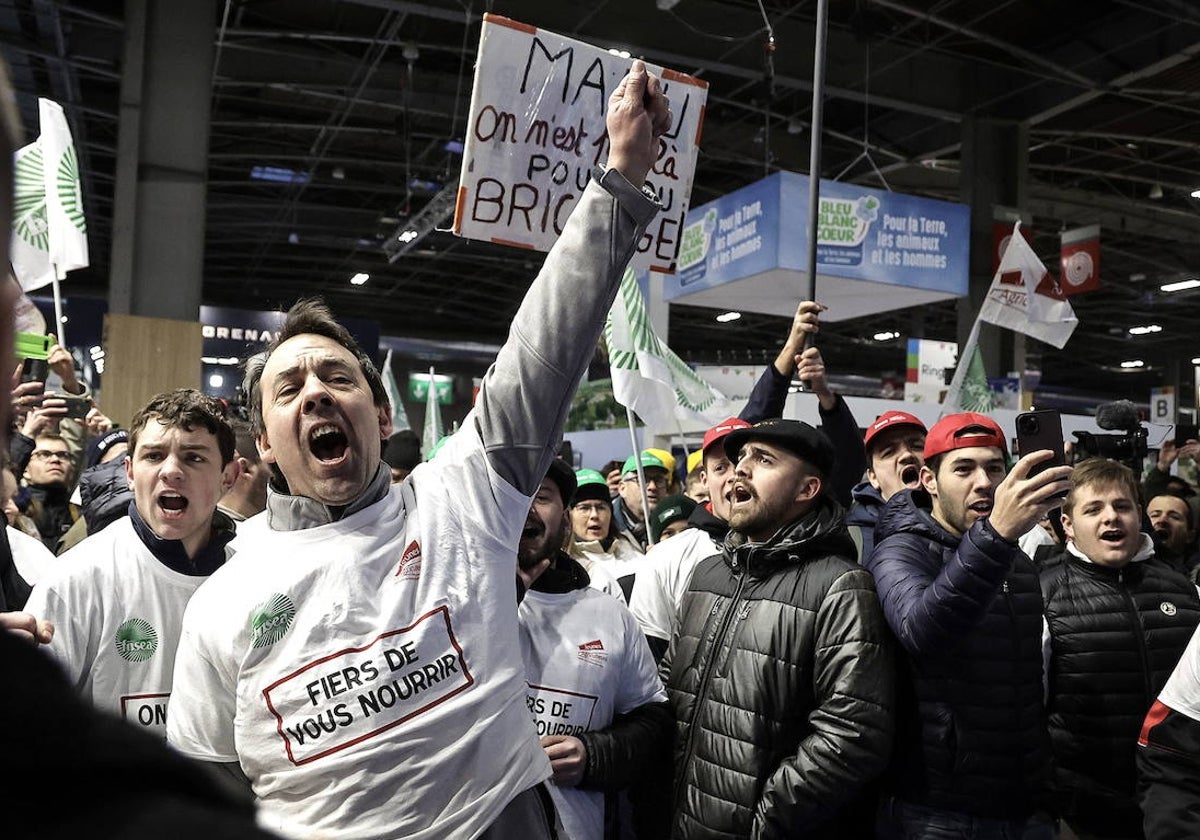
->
[23,433,80,550]
[612,451,670,553]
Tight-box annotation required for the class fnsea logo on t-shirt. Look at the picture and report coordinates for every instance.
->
[115,618,159,662]
[251,593,297,649]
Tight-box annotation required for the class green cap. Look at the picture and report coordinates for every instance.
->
[621,451,667,476]
[427,435,451,461]
[572,468,611,505]
[575,468,606,488]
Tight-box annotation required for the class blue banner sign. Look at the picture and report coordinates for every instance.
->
[667,170,969,301]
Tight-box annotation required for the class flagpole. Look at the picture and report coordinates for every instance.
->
[51,270,66,346]
[625,406,656,548]
[803,0,829,305]
[799,0,829,388]
[941,316,982,416]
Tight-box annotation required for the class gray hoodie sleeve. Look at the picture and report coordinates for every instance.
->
[474,167,659,496]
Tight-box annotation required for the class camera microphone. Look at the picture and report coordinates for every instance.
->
[1095,400,1141,432]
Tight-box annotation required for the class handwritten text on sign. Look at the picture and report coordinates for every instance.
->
[455,15,708,273]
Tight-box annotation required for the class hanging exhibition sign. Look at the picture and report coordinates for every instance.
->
[665,170,971,321]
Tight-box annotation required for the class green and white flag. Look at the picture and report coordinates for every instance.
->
[9,98,88,291]
[604,267,734,430]
[959,344,995,413]
[380,349,411,432]
[422,366,443,461]
[10,140,53,291]
[38,98,88,275]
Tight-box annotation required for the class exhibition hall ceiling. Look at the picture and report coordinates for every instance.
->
[4,0,1200,404]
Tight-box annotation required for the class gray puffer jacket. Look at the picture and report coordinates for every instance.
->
[664,495,895,840]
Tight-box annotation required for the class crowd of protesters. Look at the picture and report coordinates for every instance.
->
[4,58,1200,840]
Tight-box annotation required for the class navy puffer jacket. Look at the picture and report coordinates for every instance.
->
[866,488,1049,819]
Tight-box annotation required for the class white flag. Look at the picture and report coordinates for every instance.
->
[422,366,444,461]
[10,141,54,291]
[37,98,88,275]
[605,268,735,430]
[380,349,411,432]
[978,221,1077,349]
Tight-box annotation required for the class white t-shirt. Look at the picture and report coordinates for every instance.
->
[9,524,55,585]
[1157,622,1200,723]
[167,426,551,840]
[628,527,721,643]
[519,583,667,840]
[24,516,212,738]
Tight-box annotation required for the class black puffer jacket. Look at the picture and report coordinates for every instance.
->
[664,496,895,840]
[1042,549,1200,835]
[866,489,1048,820]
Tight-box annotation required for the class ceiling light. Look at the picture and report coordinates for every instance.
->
[1120,360,1145,369]
[1162,278,1200,292]
[1149,183,1163,199]
[1191,189,1200,199]
[607,48,631,59]
[1128,324,1162,335]
[383,183,459,263]
[208,373,225,389]
[1193,357,1200,365]
[350,272,369,286]
[873,330,900,341]
[715,311,742,323]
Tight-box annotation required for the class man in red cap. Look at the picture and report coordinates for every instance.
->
[865,412,1072,839]
[846,409,928,564]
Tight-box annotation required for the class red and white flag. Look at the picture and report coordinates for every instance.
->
[978,221,1078,349]
[1060,224,1100,296]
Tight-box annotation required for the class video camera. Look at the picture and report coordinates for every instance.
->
[1071,399,1149,478]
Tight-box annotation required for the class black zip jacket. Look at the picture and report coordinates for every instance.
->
[1042,551,1200,836]
[664,496,895,839]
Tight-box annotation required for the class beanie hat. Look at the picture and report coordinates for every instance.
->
[649,494,697,542]
[85,429,129,469]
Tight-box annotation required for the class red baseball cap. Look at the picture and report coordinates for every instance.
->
[863,410,927,452]
[923,412,1008,460]
[701,417,751,454]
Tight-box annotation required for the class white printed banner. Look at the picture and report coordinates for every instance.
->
[263,606,473,766]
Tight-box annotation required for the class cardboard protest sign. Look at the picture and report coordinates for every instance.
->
[454,14,708,273]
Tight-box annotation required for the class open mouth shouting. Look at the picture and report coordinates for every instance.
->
[899,464,921,488]
[967,499,993,519]
[158,490,190,520]
[728,482,755,508]
[521,520,544,543]
[1099,528,1127,545]
[309,423,349,464]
